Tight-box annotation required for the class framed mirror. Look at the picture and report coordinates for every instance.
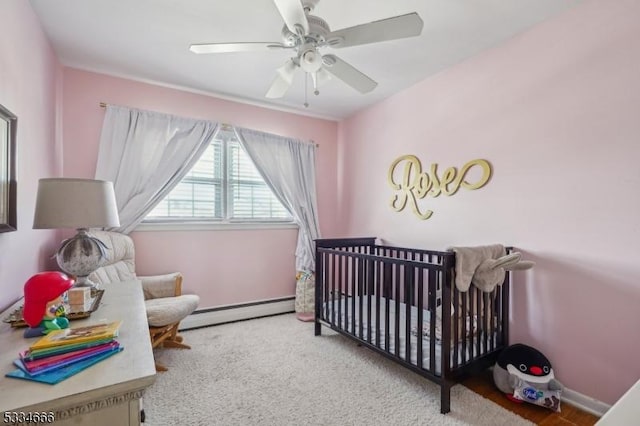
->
[0,103,17,232]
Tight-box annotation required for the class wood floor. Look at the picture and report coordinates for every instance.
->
[462,370,600,425]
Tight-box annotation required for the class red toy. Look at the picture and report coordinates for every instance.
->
[23,271,74,337]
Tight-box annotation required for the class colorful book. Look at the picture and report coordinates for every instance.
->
[5,347,124,385]
[15,341,120,375]
[21,338,116,361]
[29,321,122,351]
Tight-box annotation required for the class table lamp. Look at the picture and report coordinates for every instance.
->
[33,178,120,288]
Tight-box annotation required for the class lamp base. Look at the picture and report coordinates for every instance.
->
[72,275,100,289]
[56,229,107,288]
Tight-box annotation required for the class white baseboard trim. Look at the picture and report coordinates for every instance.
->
[179,297,295,330]
[562,387,610,418]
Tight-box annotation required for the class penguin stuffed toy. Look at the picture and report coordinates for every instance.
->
[493,344,563,411]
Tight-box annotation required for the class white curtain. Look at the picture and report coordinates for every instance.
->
[95,105,218,234]
[236,128,321,272]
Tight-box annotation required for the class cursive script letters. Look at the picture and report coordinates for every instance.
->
[388,155,492,220]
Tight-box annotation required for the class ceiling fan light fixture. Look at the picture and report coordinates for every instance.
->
[300,48,322,73]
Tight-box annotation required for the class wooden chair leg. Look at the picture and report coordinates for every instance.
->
[149,323,191,371]
[162,340,191,349]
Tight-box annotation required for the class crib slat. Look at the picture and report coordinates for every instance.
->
[441,256,453,384]
[483,291,489,354]
[383,248,390,298]
[384,262,391,352]
[496,283,501,348]
[452,285,459,369]
[358,256,364,340]
[342,254,346,330]
[428,268,436,373]
[338,254,343,329]
[468,287,475,358]
[408,251,415,306]
[376,257,381,347]
[351,256,356,335]
[497,272,509,346]
[330,251,336,326]
[417,265,424,370]
[502,270,510,346]
[344,255,349,331]
[395,264,401,358]
[489,288,495,351]
[366,258,373,343]
[324,252,330,321]
[475,286,482,356]
[405,265,413,364]
[461,291,468,365]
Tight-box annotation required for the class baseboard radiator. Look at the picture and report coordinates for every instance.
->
[179,296,295,330]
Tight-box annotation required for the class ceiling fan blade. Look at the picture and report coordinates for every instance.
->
[273,0,309,35]
[265,59,298,98]
[322,54,377,94]
[327,12,423,48]
[189,42,287,54]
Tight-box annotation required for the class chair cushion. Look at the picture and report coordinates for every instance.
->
[145,295,199,327]
[140,273,181,300]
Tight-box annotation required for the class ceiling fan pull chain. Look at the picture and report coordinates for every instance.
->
[304,72,309,108]
[312,72,319,96]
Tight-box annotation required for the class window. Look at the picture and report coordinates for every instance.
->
[145,127,291,224]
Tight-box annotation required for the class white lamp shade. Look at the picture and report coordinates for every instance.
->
[33,178,121,229]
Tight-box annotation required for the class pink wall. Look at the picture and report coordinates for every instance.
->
[337,0,640,405]
[0,3,63,311]
[62,68,339,308]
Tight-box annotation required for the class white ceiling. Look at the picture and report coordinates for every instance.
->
[30,0,581,120]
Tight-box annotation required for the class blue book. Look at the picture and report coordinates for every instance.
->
[5,347,123,384]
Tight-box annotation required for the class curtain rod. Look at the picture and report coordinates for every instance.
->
[99,102,318,147]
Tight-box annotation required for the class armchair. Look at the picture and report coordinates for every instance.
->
[88,230,199,371]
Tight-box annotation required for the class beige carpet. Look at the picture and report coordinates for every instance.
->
[144,314,533,426]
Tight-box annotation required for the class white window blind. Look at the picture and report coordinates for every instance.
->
[227,140,290,220]
[146,127,291,222]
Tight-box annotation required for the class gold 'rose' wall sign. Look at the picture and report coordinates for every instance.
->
[388,155,492,220]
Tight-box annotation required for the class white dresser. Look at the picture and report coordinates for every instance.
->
[596,379,640,425]
[0,280,156,425]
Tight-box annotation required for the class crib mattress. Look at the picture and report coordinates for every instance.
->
[323,295,490,376]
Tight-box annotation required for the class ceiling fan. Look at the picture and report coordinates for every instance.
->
[189,0,423,104]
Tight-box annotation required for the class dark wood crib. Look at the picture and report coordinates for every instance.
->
[314,237,511,414]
